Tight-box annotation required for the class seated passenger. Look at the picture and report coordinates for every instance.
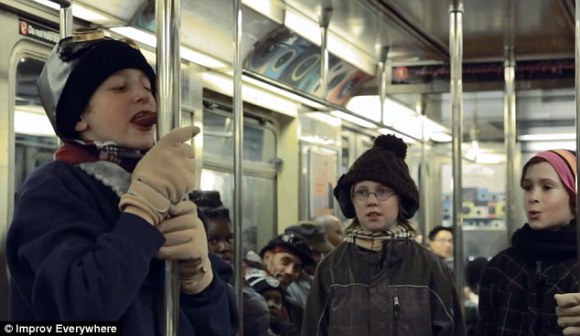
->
[189,190,233,264]
[479,149,578,335]
[302,134,465,336]
[260,233,314,331]
[6,32,237,334]
[285,221,334,270]
[284,221,334,308]
[260,234,314,289]
[190,190,275,336]
[247,273,300,336]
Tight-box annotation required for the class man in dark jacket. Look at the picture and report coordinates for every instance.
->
[260,233,314,332]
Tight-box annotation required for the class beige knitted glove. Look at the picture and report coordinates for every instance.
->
[120,126,199,226]
[556,293,580,335]
[157,200,213,294]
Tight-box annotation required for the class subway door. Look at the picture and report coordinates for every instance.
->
[0,12,59,320]
[199,96,279,255]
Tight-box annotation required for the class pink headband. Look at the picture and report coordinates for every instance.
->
[534,150,576,196]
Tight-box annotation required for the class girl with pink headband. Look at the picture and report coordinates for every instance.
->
[478,149,578,335]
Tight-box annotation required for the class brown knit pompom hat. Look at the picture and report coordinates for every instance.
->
[333,134,420,219]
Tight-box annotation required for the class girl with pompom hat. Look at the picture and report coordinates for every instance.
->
[301,134,465,336]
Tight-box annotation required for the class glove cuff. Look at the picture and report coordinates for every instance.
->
[181,260,214,295]
[119,179,171,225]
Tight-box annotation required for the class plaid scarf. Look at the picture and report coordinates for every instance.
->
[54,140,144,173]
[345,225,414,251]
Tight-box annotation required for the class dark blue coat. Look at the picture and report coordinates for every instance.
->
[7,160,238,335]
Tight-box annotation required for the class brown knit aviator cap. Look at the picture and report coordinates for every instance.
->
[333,134,420,219]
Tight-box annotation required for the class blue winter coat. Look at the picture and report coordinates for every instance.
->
[7,160,238,335]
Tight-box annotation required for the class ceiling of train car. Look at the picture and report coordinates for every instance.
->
[369,0,576,143]
[68,0,576,144]
[379,0,574,61]
[276,0,576,142]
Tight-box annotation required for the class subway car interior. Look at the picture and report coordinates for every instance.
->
[0,0,578,322]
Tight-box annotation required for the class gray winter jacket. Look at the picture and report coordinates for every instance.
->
[301,239,465,336]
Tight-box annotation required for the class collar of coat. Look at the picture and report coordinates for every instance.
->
[511,221,577,261]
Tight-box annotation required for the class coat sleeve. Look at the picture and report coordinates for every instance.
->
[7,164,165,320]
[180,254,239,336]
[447,267,467,336]
[301,261,329,336]
[430,259,466,336]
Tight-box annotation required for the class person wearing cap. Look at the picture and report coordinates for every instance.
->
[6,32,237,335]
[284,222,333,308]
[285,221,334,270]
[301,134,464,336]
[478,149,580,335]
[247,273,300,336]
[260,233,315,289]
[260,233,314,332]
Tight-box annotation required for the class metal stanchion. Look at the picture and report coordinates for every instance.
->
[155,0,182,334]
[449,0,465,292]
[233,0,244,332]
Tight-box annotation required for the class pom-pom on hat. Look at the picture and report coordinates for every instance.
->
[333,134,420,219]
[37,29,156,140]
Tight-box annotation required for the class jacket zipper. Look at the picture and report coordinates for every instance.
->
[393,295,400,336]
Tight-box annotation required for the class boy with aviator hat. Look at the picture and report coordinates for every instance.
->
[302,134,464,336]
[6,31,237,335]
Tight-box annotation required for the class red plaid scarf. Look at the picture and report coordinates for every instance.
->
[54,140,144,173]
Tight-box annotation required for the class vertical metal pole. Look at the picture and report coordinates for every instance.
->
[58,1,72,38]
[378,46,389,123]
[156,0,181,334]
[56,0,71,146]
[318,4,332,100]
[417,95,428,237]
[575,0,580,282]
[504,46,517,241]
[233,0,244,330]
[449,0,464,293]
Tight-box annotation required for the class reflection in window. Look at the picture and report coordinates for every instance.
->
[14,57,58,197]
[202,110,276,165]
[200,168,275,255]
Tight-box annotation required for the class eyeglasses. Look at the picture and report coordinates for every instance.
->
[352,188,395,202]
